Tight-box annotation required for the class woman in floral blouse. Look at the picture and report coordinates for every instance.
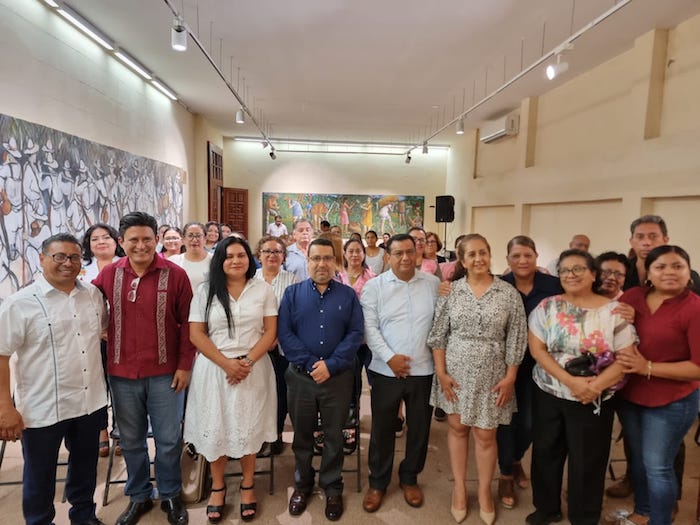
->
[527,249,637,525]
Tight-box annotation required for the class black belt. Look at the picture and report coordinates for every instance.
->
[291,364,310,375]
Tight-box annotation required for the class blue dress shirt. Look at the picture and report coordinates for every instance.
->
[278,279,364,375]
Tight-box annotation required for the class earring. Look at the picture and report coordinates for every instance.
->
[644,279,653,288]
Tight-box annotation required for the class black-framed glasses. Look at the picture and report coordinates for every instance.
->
[309,255,336,264]
[600,269,626,280]
[559,265,588,277]
[185,233,204,240]
[260,249,284,255]
[127,277,140,302]
[47,253,82,264]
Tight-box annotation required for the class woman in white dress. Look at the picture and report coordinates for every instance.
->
[184,237,278,523]
[169,222,212,293]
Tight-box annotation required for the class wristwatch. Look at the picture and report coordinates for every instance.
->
[243,356,255,367]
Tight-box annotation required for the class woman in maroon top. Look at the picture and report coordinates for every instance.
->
[617,245,700,525]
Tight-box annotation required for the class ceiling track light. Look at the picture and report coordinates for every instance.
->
[422,143,428,154]
[405,153,412,164]
[171,16,187,51]
[546,52,570,80]
[269,150,277,160]
[456,118,465,135]
[235,108,245,124]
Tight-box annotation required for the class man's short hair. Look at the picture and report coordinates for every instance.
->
[629,215,668,237]
[42,233,80,253]
[308,237,335,255]
[320,220,331,228]
[293,219,312,231]
[407,226,426,237]
[119,212,158,237]
[386,233,415,253]
[274,215,282,220]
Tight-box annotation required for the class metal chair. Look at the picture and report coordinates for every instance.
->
[102,427,155,505]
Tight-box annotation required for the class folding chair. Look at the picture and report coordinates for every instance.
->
[103,427,155,505]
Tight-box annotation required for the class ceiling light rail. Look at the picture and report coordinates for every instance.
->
[39,0,181,103]
[162,0,274,157]
[404,0,632,158]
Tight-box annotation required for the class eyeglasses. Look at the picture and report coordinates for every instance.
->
[185,233,204,240]
[309,255,336,264]
[410,237,426,244]
[559,265,588,277]
[47,253,82,264]
[600,269,626,280]
[261,249,284,256]
[425,240,437,245]
[127,277,140,302]
[163,237,182,242]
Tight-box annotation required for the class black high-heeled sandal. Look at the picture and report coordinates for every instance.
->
[206,486,227,524]
[240,482,257,522]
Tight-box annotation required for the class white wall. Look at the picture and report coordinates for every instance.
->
[0,0,195,215]
[225,140,448,242]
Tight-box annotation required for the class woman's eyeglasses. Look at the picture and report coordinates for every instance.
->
[185,233,204,240]
[559,265,588,277]
[260,249,284,255]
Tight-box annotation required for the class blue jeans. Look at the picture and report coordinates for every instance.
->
[109,374,184,502]
[22,407,107,525]
[618,389,699,525]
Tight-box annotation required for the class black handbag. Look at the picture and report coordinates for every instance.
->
[564,353,596,377]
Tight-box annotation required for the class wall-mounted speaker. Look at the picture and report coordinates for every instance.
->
[435,195,455,223]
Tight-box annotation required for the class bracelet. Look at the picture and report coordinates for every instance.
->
[646,360,653,380]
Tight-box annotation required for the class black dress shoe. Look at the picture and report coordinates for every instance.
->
[525,510,563,525]
[115,500,153,525]
[325,495,344,521]
[161,496,189,525]
[288,488,312,515]
[71,519,107,525]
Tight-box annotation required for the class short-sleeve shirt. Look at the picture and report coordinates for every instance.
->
[189,278,278,356]
[528,295,637,402]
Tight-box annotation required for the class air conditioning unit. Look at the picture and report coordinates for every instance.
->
[479,113,520,144]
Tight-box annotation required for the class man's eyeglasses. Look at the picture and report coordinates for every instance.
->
[309,255,336,264]
[47,253,82,264]
[559,265,588,277]
[185,233,204,240]
[410,238,426,244]
[127,277,141,302]
[260,249,284,256]
[600,269,626,280]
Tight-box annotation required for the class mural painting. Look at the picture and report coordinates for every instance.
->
[0,113,184,302]
[262,192,425,236]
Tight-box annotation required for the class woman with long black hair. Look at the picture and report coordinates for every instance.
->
[184,237,278,523]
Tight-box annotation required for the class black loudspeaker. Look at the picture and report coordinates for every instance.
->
[435,195,455,223]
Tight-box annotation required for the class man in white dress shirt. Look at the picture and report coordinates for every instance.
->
[359,233,439,512]
[0,233,108,525]
[266,215,289,237]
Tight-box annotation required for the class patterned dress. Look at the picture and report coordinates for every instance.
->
[428,277,527,428]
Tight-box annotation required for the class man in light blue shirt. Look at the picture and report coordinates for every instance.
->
[359,233,439,513]
[285,219,313,281]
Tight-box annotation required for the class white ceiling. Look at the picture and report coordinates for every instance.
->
[65,0,700,147]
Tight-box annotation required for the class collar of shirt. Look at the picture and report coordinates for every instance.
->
[115,253,169,276]
[35,275,88,296]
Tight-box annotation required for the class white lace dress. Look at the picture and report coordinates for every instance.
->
[184,279,278,460]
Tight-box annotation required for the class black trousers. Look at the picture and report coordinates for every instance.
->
[268,347,289,435]
[286,365,353,496]
[531,387,613,525]
[367,371,433,490]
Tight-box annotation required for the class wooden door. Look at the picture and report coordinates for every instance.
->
[222,187,248,239]
[207,142,223,221]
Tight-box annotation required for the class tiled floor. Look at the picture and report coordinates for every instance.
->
[1,386,698,524]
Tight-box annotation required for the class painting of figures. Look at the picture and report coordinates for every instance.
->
[262,192,424,236]
[0,113,184,302]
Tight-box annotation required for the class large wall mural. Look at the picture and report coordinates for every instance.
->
[263,192,425,236]
[0,113,184,302]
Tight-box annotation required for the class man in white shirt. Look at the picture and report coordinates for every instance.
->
[266,215,288,237]
[285,219,313,281]
[359,233,439,513]
[0,233,108,525]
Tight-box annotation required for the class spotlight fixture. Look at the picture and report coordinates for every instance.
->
[405,153,412,164]
[456,118,465,135]
[235,109,245,124]
[269,150,277,160]
[546,53,569,80]
[171,17,187,52]
[422,143,428,154]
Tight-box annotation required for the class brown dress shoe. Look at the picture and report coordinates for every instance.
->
[288,489,312,516]
[400,483,424,508]
[362,488,385,512]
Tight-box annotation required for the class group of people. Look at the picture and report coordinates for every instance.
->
[0,212,698,525]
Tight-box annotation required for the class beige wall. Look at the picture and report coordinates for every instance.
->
[224,140,448,242]
[450,13,700,269]
[0,0,197,218]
